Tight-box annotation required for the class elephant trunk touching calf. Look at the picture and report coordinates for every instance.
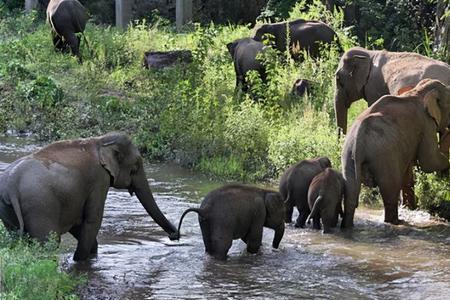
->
[0,132,177,261]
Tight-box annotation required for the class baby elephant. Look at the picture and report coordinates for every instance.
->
[279,157,331,228]
[306,168,345,233]
[177,184,285,260]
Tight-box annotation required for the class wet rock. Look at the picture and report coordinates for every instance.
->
[143,50,193,69]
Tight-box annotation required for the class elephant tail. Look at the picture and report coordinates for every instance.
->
[10,193,24,236]
[177,208,204,237]
[306,195,323,224]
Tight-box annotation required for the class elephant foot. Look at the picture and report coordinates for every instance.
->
[73,250,89,262]
[384,218,405,225]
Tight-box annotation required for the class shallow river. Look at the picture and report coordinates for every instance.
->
[1,136,449,300]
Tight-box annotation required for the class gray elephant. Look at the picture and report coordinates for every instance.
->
[341,79,450,228]
[47,0,89,62]
[279,157,332,228]
[292,79,312,97]
[334,47,450,209]
[177,184,285,260]
[227,38,267,91]
[0,132,178,261]
[306,168,345,233]
[252,19,339,60]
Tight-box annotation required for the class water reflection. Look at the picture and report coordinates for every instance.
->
[0,137,449,300]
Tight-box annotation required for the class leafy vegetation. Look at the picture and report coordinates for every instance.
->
[0,226,83,299]
[0,0,448,216]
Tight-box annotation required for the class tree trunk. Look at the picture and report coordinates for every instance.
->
[434,0,450,63]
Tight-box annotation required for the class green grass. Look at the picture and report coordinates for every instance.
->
[0,226,83,299]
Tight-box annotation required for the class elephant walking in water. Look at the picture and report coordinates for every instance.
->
[341,79,450,228]
[177,185,285,260]
[334,47,450,209]
[0,132,178,261]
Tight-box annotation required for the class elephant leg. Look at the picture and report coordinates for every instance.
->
[210,229,233,260]
[400,163,416,210]
[245,224,263,254]
[199,218,212,254]
[342,154,361,229]
[378,176,402,224]
[69,225,98,255]
[73,191,106,261]
[64,32,82,63]
[294,201,310,228]
[285,202,293,223]
[312,216,321,230]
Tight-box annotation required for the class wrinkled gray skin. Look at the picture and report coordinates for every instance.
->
[252,19,338,60]
[0,132,178,261]
[177,184,285,261]
[334,46,450,135]
[227,38,267,91]
[279,157,332,228]
[47,0,88,62]
[341,79,450,228]
[306,168,345,233]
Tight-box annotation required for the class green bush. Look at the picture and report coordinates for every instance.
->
[0,226,83,299]
[416,172,450,220]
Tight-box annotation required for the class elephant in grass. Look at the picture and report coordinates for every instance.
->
[47,0,88,62]
[252,19,339,60]
[177,185,285,260]
[306,168,344,233]
[341,79,450,228]
[334,47,450,209]
[227,38,267,92]
[279,157,332,228]
[0,132,178,261]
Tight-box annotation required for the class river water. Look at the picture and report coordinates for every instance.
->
[1,136,449,300]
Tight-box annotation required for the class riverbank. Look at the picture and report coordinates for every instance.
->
[0,4,448,217]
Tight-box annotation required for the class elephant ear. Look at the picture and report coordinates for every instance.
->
[99,138,122,185]
[349,54,369,77]
[226,41,237,58]
[424,90,442,128]
[264,192,283,215]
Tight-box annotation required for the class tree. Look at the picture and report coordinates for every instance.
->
[434,0,450,62]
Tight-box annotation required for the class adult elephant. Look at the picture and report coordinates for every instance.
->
[341,79,450,228]
[47,0,88,62]
[0,132,178,261]
[227,38,267,91]
[334,47,450,209]
[252,19,339,59]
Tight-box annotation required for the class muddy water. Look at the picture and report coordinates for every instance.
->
[1,137,450,300]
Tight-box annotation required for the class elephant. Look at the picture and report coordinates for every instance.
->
[177,184,285,260]
[341,79,450,228]
[47,0,89,62]
[306,168,345,233]
[227,38,267,91]
[0,132,178,261]
[279,157,332,228]
[292,79,312,97]
[252,19,339,60]
[334,47,450,209]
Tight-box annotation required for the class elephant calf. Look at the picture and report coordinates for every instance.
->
[279,157,331,228]
[227,38,267,92]
[177,185,285,260]
[306,168,345,233]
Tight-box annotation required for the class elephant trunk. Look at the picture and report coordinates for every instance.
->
[132,168,178,239]
[335,94,348,136]
[272,223,285,249]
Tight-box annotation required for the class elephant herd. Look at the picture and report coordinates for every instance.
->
[1,0,449,262]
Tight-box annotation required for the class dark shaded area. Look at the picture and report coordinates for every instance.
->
[143,50,193,69]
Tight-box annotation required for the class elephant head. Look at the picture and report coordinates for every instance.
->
[415,79,450,134]
[252,23,283,49]
[334,47,372,134]
[99,132,178,238]
[318,156,332,169]
[264,192,285,248]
